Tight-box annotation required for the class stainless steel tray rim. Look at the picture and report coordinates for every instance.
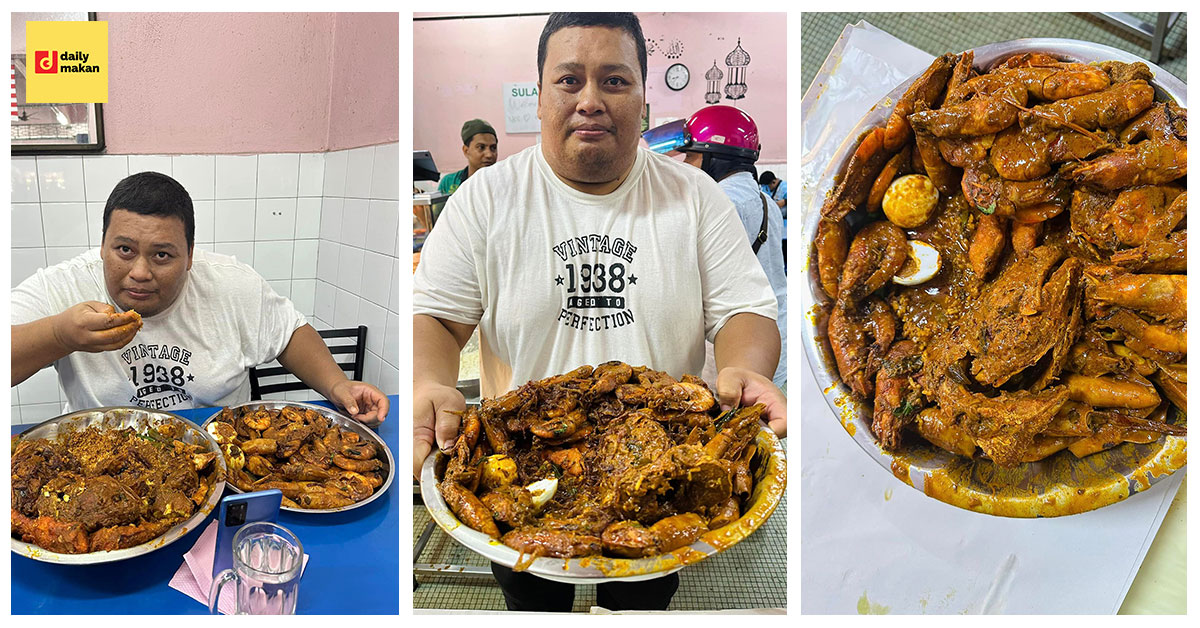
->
[419,427,786,584]
[200,400,395,514]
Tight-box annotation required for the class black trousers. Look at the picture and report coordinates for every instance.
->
[490,562,679,612]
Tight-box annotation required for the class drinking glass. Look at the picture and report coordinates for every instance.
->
[209,521,303,614]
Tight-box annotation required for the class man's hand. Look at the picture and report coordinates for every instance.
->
[413,381,466,479]
[52,301,142,353]
[328,379,389,426]
[716,367,787,437]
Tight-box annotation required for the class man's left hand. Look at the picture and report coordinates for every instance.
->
[329,379,390,425]
[715,367,786,437]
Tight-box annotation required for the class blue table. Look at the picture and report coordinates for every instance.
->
[11,396,400,614]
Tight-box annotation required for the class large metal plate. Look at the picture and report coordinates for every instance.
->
[201,401,395,514]
[801,38,1187,518]
[11,407,227,564]
[420,427,786,584]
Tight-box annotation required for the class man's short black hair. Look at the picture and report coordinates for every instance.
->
[537,12,647,85]
[759,171,777,186]
[103,172,195,248]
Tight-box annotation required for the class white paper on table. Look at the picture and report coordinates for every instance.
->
[798,21,1185,615]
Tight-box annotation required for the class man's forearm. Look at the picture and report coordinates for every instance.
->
[276,324,349,399]
[414,314,473,388]
[12,318,70,386]
[713,312,780,380]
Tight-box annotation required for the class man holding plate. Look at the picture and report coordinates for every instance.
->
[413,11,786,611]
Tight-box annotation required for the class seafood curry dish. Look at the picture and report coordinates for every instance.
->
[208,405,386,509]
[816,51,1187,467]
[11,423,221,554]
[438,362,767,561]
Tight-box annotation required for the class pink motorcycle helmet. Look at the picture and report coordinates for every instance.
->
[643,105,760,161]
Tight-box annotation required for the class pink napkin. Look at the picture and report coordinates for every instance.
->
[168,520,309,615]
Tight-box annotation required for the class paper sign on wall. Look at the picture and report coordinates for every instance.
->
[503,82,539,134]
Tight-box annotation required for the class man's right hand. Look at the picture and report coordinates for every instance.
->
[52,302,142,354]
[413,381,467,480]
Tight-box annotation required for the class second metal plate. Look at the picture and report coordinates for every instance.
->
[200,400,395,514]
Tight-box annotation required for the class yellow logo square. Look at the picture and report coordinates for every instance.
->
[26,20,108,103]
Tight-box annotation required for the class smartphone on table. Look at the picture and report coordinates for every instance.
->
[212,489,283,578]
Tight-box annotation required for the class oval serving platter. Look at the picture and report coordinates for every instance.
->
[11,407,227,564]
[419,426,785,583]
[800,38,1187,517]
[201,400,395,514]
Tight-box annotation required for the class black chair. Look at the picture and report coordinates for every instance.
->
[249,326,367,399]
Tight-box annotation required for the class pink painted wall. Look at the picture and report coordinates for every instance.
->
[100,12,397,154]
[413,12,787,174]
[327,13,400,151]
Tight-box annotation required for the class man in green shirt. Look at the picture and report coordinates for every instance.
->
[438,119,499,195]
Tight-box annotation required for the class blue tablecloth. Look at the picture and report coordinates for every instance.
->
[11,396,400,614]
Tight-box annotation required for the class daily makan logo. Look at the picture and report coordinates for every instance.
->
[33,50,99,74]
[34,50,57,73]
[25,21,108,103]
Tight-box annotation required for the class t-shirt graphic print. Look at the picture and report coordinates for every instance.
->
[120,342,198,409]
[552,233,639,333]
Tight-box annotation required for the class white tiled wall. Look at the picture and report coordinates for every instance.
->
[9,142,400,423]
[308,143,402,403]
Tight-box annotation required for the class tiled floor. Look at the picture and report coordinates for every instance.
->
[802,12,1187,92]
[413,464,789,612]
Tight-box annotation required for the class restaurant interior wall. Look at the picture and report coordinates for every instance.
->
[98,12,399,154]
[10,13,401,424]
[413,12,788,181]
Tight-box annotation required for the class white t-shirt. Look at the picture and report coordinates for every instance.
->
[11,248,307,412]
[721,171,787,387]
[414,144,777,398]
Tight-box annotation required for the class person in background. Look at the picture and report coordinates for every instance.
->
[649,106,787,389]
[759,169,788,268]
[438,118,499,195]
[11,172,389,424]
[414,12,784,612]
[758,170,787,216]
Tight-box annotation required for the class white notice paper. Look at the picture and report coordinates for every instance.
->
[503,82,540,134]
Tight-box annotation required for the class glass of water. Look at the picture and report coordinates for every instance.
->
[209,522,303,614]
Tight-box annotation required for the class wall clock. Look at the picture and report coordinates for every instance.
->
[665,63,690,91]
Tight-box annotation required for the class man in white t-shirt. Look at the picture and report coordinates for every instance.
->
[11,171,388,424]
[413,12,785,612]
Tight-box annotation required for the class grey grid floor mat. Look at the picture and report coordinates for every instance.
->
[413,483,788,611]
[802,12,1187,92]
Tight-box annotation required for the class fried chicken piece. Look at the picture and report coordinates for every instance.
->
[278,459,332,482]
[274,422,318,458]
[328,472,376,501]
[481,485,536,529]
[246,455,275,477]
[240,438,278,456]
[89,517,180,552]
[34,474,147,531]
[440,480,500,538]
[501,527,601,558]
[332,454,383,473]
[12,509,89,554]
[296,485,356,510]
